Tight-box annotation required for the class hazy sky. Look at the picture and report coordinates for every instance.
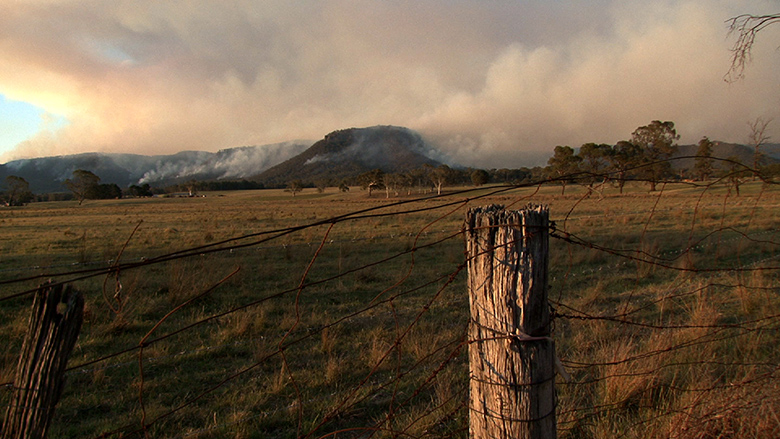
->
[1,0,778,167]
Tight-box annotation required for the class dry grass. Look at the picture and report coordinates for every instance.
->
[0,182,778,438]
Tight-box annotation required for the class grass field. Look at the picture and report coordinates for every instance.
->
[1,181,779,438]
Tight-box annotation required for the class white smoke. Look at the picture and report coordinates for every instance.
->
[137,141,310,184]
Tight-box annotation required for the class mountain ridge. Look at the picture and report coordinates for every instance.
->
[674,141,780,171]
[0,141,311,193]
[1,127,778,194]
[253,126,448,187]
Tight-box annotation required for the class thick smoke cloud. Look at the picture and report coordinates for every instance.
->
[1,0,778,168]
[136,141,310,184]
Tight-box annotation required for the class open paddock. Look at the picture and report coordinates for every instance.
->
[1,181,778,438]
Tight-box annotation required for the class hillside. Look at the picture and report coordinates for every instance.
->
[0,141,310,193]
[3,130,776,194]
[254,126,446,187]
[674,141,780,170]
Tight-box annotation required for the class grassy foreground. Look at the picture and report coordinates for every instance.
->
[0,181,779,438]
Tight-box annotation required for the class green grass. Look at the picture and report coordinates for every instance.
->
[0,181,779,438]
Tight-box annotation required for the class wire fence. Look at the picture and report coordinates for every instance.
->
[0,169,779,438]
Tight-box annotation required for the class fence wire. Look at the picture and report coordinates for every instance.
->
[0,170,778,438]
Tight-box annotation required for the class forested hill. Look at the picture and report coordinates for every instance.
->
[0,141,310,193]
[253,126,447,187]
[3,125,777,194]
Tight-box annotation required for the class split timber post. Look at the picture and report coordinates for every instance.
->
[2,282,84,439]
[466,205,556,439]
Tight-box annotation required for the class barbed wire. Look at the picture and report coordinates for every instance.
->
[1,163,778,438]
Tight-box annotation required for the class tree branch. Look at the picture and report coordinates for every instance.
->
[725,13,780,82]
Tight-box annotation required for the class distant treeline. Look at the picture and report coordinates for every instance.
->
[163,179,265,194]
[164,166,544,198]
[348,166,544,188]
[5,119,780,206]
[276,164,546,199]
[543,120,780,195]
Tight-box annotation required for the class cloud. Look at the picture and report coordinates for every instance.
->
[0,0,778,168]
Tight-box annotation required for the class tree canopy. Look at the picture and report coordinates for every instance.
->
[3,176,34,206]
[470,169,490,187]
[631,120,680,191]
[578,143,611,186]
[694,137,715,181]
[606,141,643,193]
[64,170,122,203]
[64,169,101,204]
[540,120,690,193]
[546,145,581,195]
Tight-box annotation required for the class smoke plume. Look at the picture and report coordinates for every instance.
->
[1,0,777,168]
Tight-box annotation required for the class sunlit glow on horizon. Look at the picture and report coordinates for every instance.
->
[0,95,70,161]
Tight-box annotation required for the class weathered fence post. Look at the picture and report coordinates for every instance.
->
[2,282,84,439]
[466,205,556,439]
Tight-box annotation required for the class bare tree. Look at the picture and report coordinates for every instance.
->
[725,13,780,82]
[285,180,303,197]
[725,156,750,196]
[184,179,198,197]
[748,117,772,179]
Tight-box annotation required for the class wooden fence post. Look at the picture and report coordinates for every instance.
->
[466,205,556,439]
[2,283,84,439]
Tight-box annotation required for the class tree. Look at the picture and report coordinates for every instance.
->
[748,117,772,179]
[694,137,715,181]
[357,169,384,197]
[406,167,429,193]
[128,183,154,197]
[93,183,122,199]
[285,180,303,197]
[546,145,581,195]
[492,168,512,183]
[761,163,780,180]
[184,179,199,197]
[448,168,471,186]
[314,179,329,193]
[631,120,680,191]
[470,169,490,186]
[64,169,100,205]
[605,141,642,194]
[578,143,611,187]
[428,165,453,195]
[726,13,780,82]
[3,176,34,206]
[383,173,411,198]
[491,168,532,185]
[724,156,750,196]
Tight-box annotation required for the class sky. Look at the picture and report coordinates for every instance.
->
[1,0,778,168]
